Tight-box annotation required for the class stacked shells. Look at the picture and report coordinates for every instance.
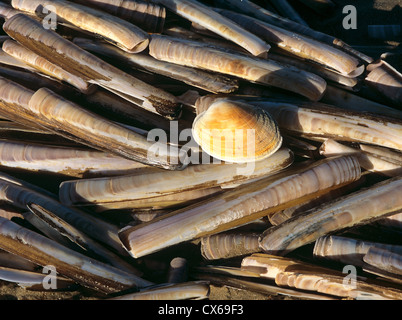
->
[0,0,399,301]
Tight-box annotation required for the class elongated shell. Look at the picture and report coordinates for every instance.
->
[0,139,151,178]
[3,13,181,119]
[26,203,142,275]
[118,156,361,258]
[109,281,209,300]
[0,267,74,290]
[248,100,402,152]
[365,60,402,106]
[218,9,363,77]
[192,100,283,163]
[59,147,293,207]
[313,235,402,268]
[0,3,19,19]
[321,85,402,120]
[214,0,373,64]
[259,176,402,255]
[363,247,402,277]
[319,139,402,177]
[0,172,126,255]
[241,253,402,299]
[11,0,149,53]
[149,35,327,101]
[73,0,166,33]
[0,217,151,294]
[27,88,187,170]
[2,39,91,94]
[73,38,239,94]
[153,0,270,57]
[200,232,260,260]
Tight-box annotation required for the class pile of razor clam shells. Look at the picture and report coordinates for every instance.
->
[0,0,400,300]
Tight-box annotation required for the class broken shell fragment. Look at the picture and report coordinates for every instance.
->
[192,100,283,163]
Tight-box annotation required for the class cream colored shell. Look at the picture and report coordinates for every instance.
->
[192,100,282,163]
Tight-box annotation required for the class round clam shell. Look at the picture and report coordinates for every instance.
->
[192,100,282,163]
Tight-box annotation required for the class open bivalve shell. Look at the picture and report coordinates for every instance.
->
[192,100,283,163]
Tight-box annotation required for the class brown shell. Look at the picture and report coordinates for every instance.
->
[192,100,283,163]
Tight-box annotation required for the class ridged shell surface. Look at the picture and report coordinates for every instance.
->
[192,100,282,163]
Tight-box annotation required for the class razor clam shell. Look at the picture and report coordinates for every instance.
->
[0,216,151,293]
[319,139,402,177]
[0,267,74,291]
[109,281,209,300]
[269,178,365,226]
[359,144,402,165]
[118,155,361,258]
[365,59,402,106]
[0,3,19,20]
[27,88,187,170]
[259,176,402,256]
[26,203,143,275]
[149,35,327,101]
[59,147,293,207]
[0,250,38,271]
[0,75,59,132]
[0,139,151,178]
[313,235,402,268]
[200,232,260,260]
[11,0,150,53]
[71,0,166,33]
[241,253,402,300]
[194,266,335,300]
[2,39,92,94]
[321,85,402,120]
[3,14,181,119]
[73,38,239,94]
[214,0,373,64]
[0,172,126,255]
[217,9,363,77]
[71,186,223,212]
[363,247,402,278]
[0,45,37,72]
[267,52,360,89]
[248,100,402,152]
[153,0,271,57]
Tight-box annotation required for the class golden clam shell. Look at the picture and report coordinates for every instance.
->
[192,100,282,163]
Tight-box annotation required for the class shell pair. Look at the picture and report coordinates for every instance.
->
[192,99,282,163]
